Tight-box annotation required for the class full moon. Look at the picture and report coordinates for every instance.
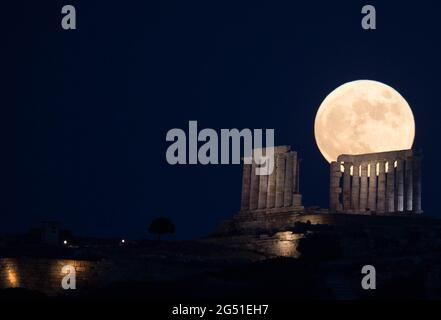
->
[314,80,415,163]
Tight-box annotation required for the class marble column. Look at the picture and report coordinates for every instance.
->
[275,153,285,208]
[386,161,395,213]
[412,156,422,213]
[249,159,259,210]
[292,151,298,196]
[329,161,342,212]
[295,158,300,193]
[359,162,368,211]
[405,158,413,212]
[377,160,386,213]
[342,162,352,210]
[396,159,404,212]
[368,161,377,212]
[283,152,294,207]
[351,163,360,210]
[258,173,268,209]
[266,161,277,208]
[240,163,251,211]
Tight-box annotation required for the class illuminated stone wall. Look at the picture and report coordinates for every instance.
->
[0,258,103,294]
[0,257,168,295]
[0,249,256,295]
[204,231,303,259]
[217,212,330,235]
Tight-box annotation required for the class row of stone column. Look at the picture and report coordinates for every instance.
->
[330,156,422,214]
[241,151,300,211]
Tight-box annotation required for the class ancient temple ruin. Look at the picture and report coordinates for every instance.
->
[239,145,303,213]
[217,146,424,237]
[329,149,422,214]
[215,145,304,235]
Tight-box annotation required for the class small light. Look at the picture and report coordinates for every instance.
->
[121,239,125,244]
[63,240,68,245]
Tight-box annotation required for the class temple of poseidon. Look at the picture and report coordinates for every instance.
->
[217,145,422,235]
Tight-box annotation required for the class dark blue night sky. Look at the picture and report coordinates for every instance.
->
[3,1,441,239]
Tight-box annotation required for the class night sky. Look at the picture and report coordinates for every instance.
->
[4,1,441,239]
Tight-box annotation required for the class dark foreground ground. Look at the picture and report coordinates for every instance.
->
[1,214,441,300]
[0,258,435,300]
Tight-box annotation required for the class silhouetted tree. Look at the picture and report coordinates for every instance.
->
[149,217,175,240]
